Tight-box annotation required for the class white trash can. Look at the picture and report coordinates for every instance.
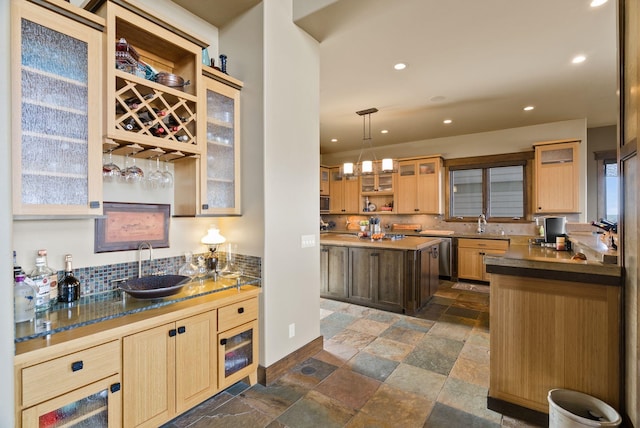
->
[548,389,621,428]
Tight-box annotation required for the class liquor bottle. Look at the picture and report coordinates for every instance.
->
[28,256,52,312]
[37,249,58,305]
[58,254,80,303]
[13,250,25,279]
[14,274,35,323]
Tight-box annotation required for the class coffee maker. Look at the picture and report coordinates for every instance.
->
[544,216,567,244]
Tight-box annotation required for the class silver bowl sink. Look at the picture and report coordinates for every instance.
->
[120,274,191,299]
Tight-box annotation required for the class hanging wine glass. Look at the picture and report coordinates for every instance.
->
[147,156,163,190]
[161,160,173,188]
[123,153,144,184]
[102,150,121,182]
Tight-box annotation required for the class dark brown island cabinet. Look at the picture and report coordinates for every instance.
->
[320,235,440,314]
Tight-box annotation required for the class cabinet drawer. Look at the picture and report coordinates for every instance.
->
[22,340,120,408]
[458,238,509,250]
[218,298,258,331]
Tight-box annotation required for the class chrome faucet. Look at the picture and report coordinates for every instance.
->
[138,242,152,278]
[477,214,487,233]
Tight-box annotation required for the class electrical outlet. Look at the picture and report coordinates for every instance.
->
[289,323,295,338]
[301,234,316,248]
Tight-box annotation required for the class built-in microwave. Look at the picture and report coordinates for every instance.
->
[320,195,330,213]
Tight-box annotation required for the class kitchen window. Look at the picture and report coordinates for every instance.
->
[445,152,533,221]
[595,150,618,223]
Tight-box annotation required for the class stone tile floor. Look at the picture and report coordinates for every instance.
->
[163,280,543,427]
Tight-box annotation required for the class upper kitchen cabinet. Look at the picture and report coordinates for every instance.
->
[534,140,580,214]
[11,0,105,217]
[97,0,204,156]
[198,66,243,215]
[397,157,443,214]
[329,168,359,214]
[320,166,330,196]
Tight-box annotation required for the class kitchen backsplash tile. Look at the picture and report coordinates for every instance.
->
[66,252,261,297]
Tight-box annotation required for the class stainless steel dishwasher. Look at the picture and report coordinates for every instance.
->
[437,237,452,279]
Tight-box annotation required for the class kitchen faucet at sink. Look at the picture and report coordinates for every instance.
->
[138,242,152,278]
[477,213,487,233]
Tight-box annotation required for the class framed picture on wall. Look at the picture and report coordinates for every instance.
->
[95,202,170,252]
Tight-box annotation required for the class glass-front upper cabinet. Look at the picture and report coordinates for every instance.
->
[11,0,104,216]
[200,67,243,215]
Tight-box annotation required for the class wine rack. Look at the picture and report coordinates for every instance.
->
[101,1,205,156]
[114,71,197,149]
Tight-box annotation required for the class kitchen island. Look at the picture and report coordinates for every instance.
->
[484,244,622,424]
[320,233,441,314]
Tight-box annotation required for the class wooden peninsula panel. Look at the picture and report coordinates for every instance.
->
[489,273,621,415]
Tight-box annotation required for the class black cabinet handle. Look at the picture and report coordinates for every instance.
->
[178,326,186,334]
[71,361,83,372]
[110,383,121,393]
[220,338,227,346]
[202,204,209,210]
[169,329,177,337]
[238,307,245,314]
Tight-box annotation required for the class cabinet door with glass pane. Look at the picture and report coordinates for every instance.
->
[201,70,242,215]
[22,374,121,428]
[11,0,103,216]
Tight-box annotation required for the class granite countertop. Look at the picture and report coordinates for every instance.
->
[320,233,442,251]
[15,275,261,343]
[485,244,621,279]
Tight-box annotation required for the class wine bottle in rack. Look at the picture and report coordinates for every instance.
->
[149,125,166,137]
[116,93,154,113]
[122,117,142,131]
[137,108,166,123]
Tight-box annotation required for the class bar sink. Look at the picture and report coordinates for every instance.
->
[119,274,191,299]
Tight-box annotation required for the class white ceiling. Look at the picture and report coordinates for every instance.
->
[172,0,618,155]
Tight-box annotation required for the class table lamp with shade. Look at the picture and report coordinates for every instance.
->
[201,227,226,275]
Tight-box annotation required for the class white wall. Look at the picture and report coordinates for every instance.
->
[221,0,321,368]
[1,0,15,425]
[261,0,321,366]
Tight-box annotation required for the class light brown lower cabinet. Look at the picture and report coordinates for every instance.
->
[457,238,508,282]
[123,310,217,428]
[217,298,259,389]
[14,287,261,428]
[489,273,620,415]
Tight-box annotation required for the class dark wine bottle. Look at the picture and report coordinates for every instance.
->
[149,125,167,137]
[58,254,80,303]
[121,117,141,131]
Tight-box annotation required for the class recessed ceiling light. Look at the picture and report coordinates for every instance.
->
[443,119,452,124]
[331,138,338,142]
[523,106,535,111]
[394,63,406,70]
[590,0,607,7]
[572,55,586,64]
[380,129,389,134]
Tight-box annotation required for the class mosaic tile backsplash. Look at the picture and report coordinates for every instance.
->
[63,252,261,297]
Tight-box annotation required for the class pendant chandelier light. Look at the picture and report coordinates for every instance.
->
[342,108,396,176]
